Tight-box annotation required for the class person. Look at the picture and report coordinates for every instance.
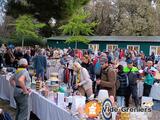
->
[96,56,117,98]
[13,58,31,120]
[32,49,47,81]
[0,52,3,69]
[81,55,96,93]
[60,53,68,66]
[114,48,120,61]
[118,57,127,67]
[14,47,23,61]
[150,52,155,62]
[143,60,157,96]
[73,52,82,64]
[116,65,129,107]
[73,62,93,99]
[119,49,125,59]
[4,48,15,67]
[123,59,139,107]
[24,50,31,65]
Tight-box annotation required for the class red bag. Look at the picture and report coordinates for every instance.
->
[64,68,70,83]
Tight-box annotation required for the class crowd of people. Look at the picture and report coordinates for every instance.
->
[0,44,160,120]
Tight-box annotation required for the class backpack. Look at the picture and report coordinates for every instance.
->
[94,59,101,76]
[64,67,70,84]
[117,73,129,90]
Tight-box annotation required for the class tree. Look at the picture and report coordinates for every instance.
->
[114,0,158,36]
[0,0,7,25]
[0,16,15,43]
[6,0,90,37]
[12,15,45,47]
[88,0,160,36]
[59,9,96,48]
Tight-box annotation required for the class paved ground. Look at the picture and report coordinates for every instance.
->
[0,99,39,120]
[0,99,160,120]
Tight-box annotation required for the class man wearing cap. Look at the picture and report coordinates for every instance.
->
[13,58,31,120]
[96,54,117,98]
[123,59,139,107]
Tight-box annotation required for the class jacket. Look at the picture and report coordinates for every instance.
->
[100,66,117,97]
[79,67,92,91]
[123,66,139,85]
[32,55,47,72]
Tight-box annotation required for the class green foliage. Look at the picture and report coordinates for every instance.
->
[9,15,45,46]
[65,0,90,17]
[14,15,45,39]
[65,36,90,44]
[59,9,96,45]
[88,0,160,36]
[6,0,90,37]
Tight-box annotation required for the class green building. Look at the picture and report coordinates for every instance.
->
[47,36,160,56]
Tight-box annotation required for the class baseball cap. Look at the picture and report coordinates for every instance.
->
[18,58,28,66]
[100,56,108,65]
[126,59,133,64]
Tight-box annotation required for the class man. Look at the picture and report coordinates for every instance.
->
[4,48,15,67]
[123,59,139,107]
[32,49,47,81]
[13,58,31,120]
[96,55,117,98]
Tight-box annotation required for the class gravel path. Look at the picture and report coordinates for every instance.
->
[0,99,39,120]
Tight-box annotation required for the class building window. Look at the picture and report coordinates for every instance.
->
[88,44,99,51]
[106,44,118,51]
[150,46,160,55]
[127,45,140,52]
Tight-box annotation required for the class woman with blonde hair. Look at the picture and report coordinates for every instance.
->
[73,62,93,98]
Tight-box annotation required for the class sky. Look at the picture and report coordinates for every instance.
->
[0,0,7,25]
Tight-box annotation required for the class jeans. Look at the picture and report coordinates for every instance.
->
[14,88,29,120]
[125,84,139,107]
[143,83,152,96]
[117,96,125,107]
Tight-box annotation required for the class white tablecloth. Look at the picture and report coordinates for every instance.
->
[31,91,78,120]
[137,81,160,100]
[0,74,78,120]
[0,74,16,108]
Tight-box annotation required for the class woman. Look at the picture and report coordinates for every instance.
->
[13,58,31,120]
[81,55,96,93]
[143,60,156,96]
[73,62,93,98]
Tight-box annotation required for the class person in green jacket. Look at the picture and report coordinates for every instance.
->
[123,59,139,107]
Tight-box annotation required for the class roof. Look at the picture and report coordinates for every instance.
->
[47,36,160,42]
